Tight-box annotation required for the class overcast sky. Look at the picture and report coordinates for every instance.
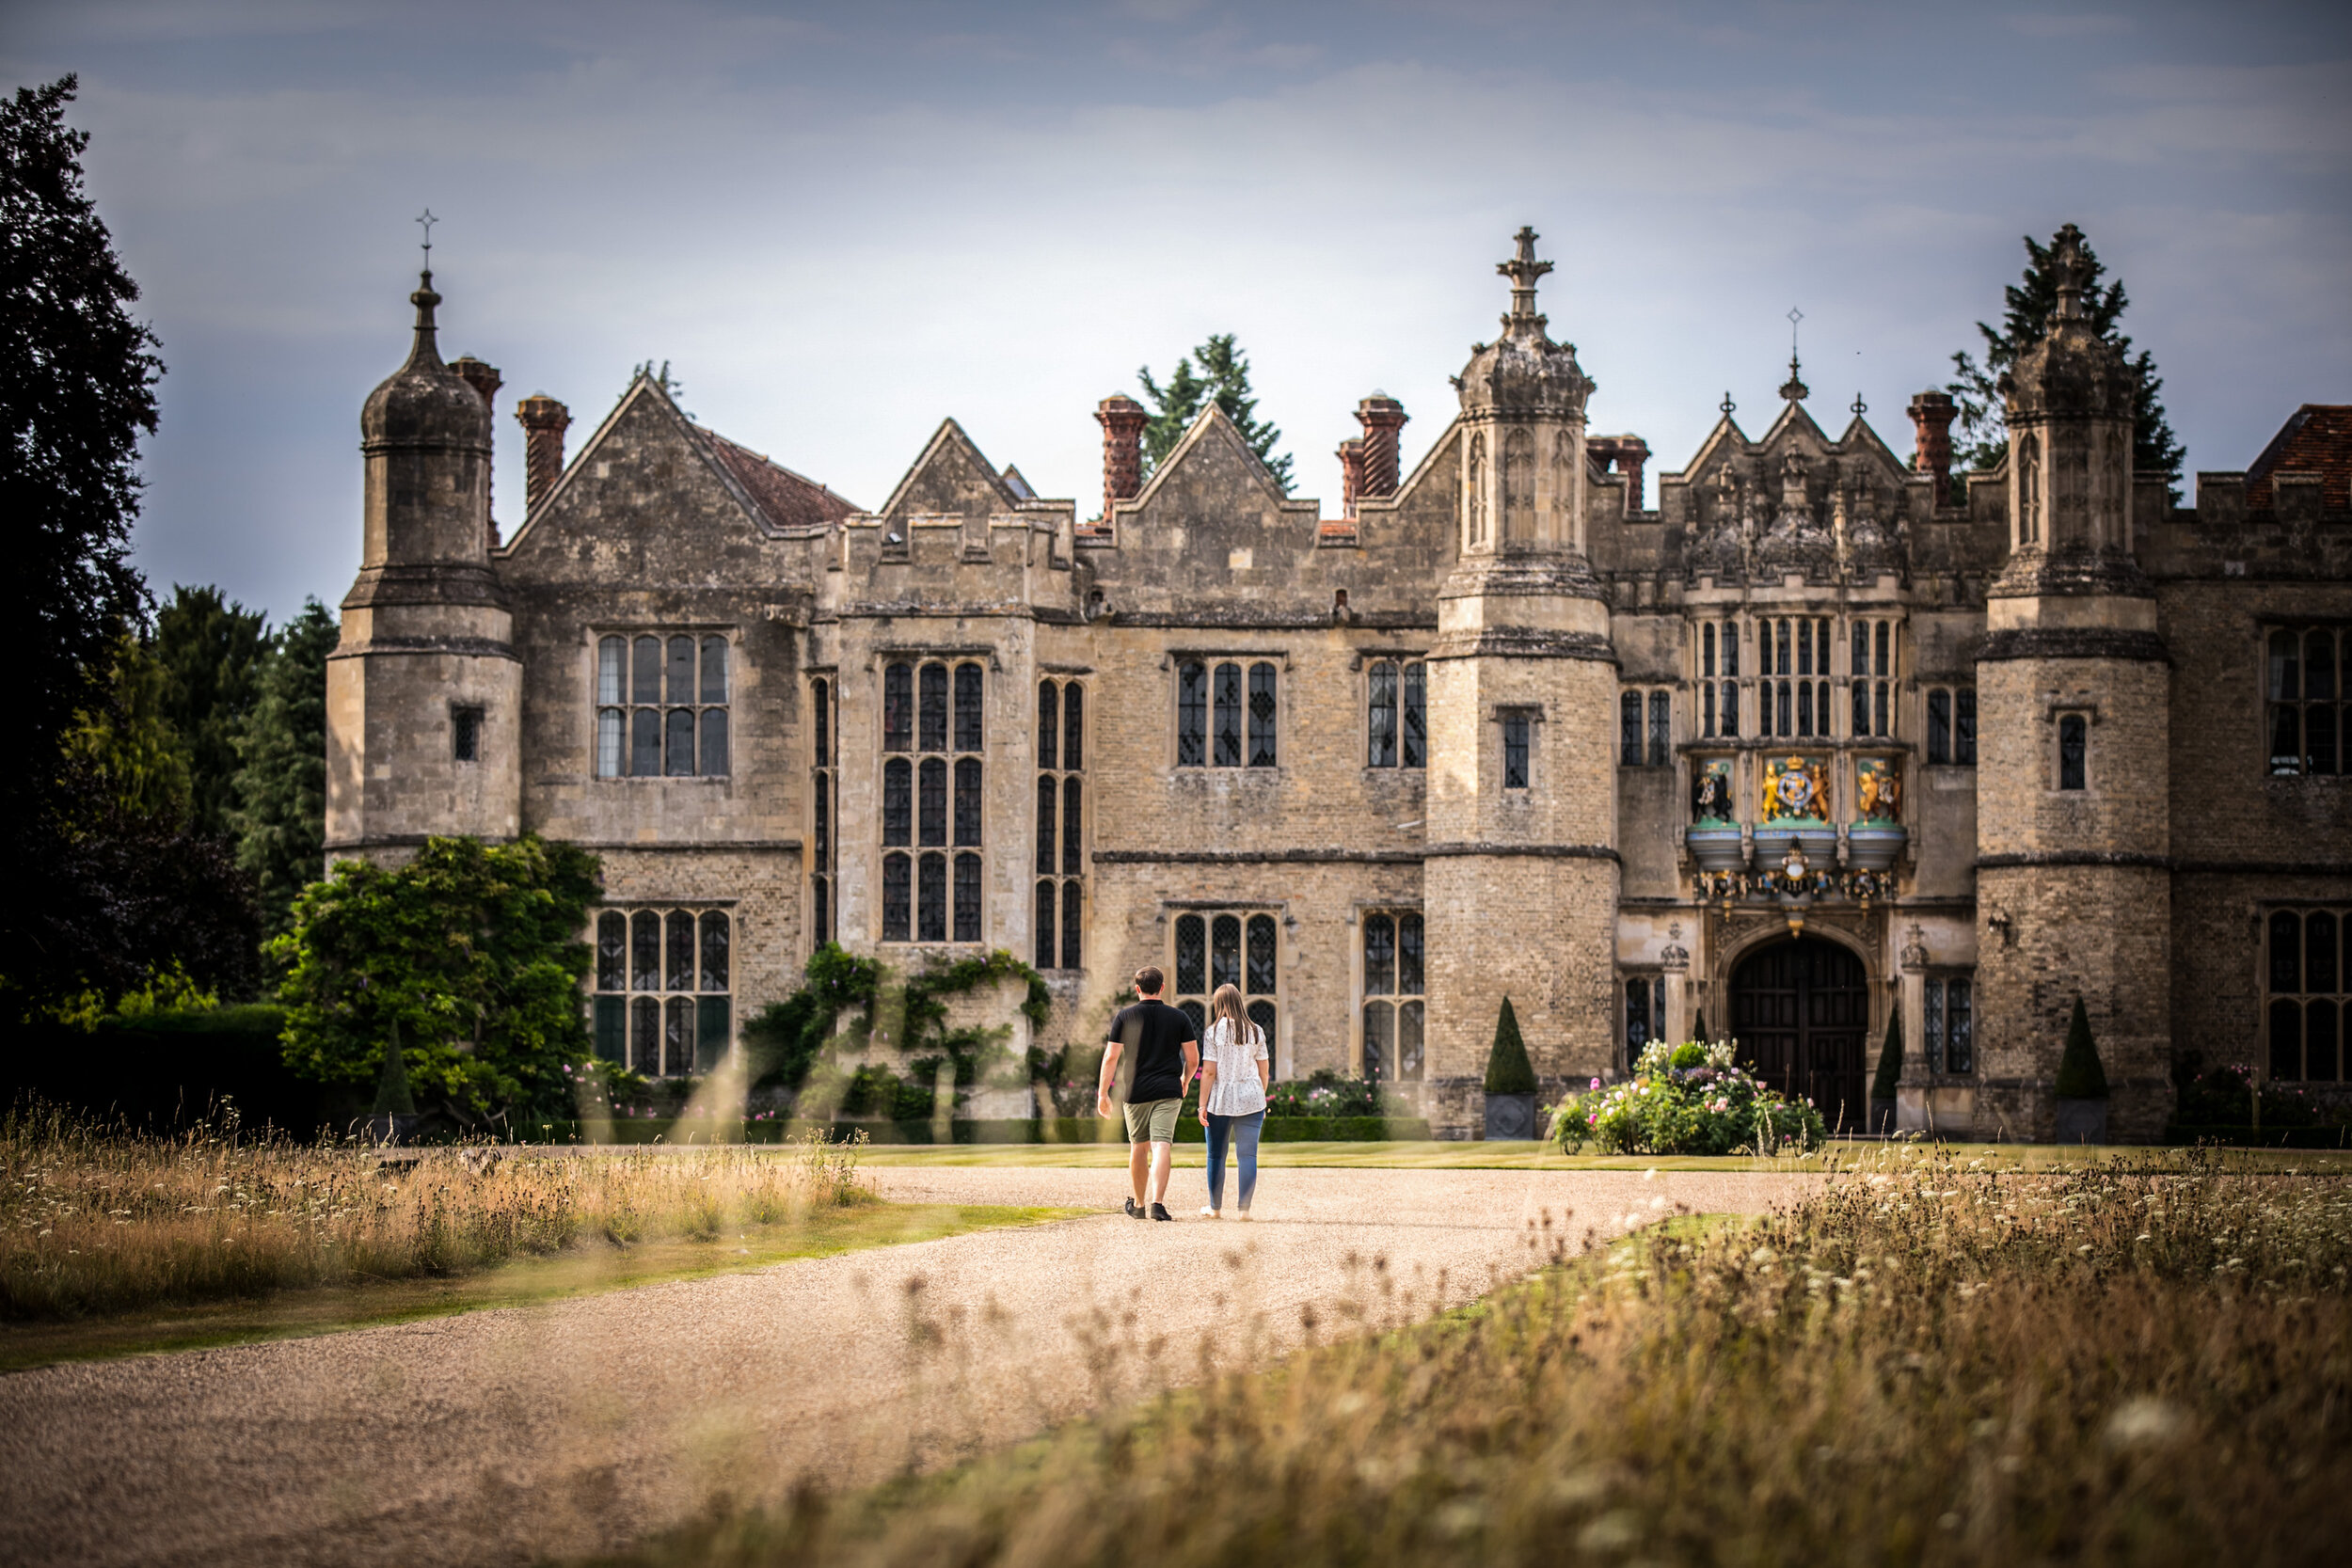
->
[8,0,2350,625]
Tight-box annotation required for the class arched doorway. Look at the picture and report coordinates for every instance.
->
[1729,939,1869,1133]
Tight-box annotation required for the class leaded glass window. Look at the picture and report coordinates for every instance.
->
[2268,909,2348,1082]
[1172,910,1279,1077]
[593,906,731,1075]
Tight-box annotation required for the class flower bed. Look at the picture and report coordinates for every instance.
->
[1549,1040,1825,1156]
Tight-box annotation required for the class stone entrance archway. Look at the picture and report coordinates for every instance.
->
[1729,938,1869,1133]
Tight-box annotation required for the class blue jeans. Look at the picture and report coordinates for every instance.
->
[1204,1110,1263,1213]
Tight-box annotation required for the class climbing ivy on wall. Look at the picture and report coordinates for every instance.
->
[740,943,1049,1101]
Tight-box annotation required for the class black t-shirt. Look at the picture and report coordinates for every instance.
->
[1107,999,1199,1103]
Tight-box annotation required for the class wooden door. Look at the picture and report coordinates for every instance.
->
[1730,940,1869,1134]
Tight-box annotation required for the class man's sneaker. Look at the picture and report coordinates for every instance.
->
[1124,1196,1145,1219]
[1149,1202,1174,1222]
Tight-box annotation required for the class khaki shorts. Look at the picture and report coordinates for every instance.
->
[1121,1098,1184,1145]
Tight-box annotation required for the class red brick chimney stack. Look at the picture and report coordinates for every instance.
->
[515,393,572,515]
[1095,394,1148,522]
[451,356,503,545]
[1355,394,1408,499]
[1337,438,1365,518]
[1908,390,1956,502]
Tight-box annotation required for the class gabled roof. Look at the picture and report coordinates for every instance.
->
[2247,404,2352,510]
[872,418,1021,518]
[699,428,858,531]
[1124,404,1299,512]
[501,373,858,550]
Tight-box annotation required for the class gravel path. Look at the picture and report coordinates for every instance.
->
[0,1165,1812,1568]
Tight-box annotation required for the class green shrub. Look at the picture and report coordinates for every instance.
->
[2055,995,2109,1100]
[1483,997,1537,1095]
[1550,1039,1825,1156]
[1268,1070,1383,1118]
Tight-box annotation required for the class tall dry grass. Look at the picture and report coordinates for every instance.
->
[615,1150,2351,1568]
[0,1101,867,1320]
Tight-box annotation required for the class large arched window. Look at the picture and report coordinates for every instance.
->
[1038,678,1086,969]
[591,905,732,1076]
[1172,910,1279,1076]
[1361,910,1425,1083]
[882,657,984,943]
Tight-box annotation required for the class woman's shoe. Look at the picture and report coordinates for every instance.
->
[1200,1206,1219,1218]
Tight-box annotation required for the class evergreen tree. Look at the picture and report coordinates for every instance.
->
[231,599,337,942]
[1946,225,2185,489]
[1871,1010,1904,1103]
[1136,334,1293,490]
[1692,1008,1709,1044]
[0,76,159,825]
[2054,995,2110,1101]
[64,631,192,825]
[154,584,270,840]
[1483,996,1537,1096]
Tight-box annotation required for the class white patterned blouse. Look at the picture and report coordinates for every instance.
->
[1200,1017,1269,1117]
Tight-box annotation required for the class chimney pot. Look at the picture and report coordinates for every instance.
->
[516,393,572,515]
[1354,395,1408,499]
[451,356,503,545]
[1908,390,1956,504]
[1337,438,1365,518]
[1094,394,1148,526]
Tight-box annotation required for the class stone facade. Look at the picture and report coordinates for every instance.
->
[327,228,2352,1139]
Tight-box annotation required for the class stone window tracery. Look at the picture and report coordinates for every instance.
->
[1926,687,1977,766]
[2266,628,2345,776]
[1620,689,1670,767]
[1360,910,1425,1084]
[1173,911,1279,1075]
[592,906,730,1077]
[2267,908,2345,1083]
[1924,974,1974,1075]
[882,657,984,944]
[1700,620,1740,737]
[1367,659,1427,768]
[810,677,835,946]
[1037,678,1086,970]
[1757,618,1831,739]
[596,633,729,779]
[1851,619,1893,737]
[1176,659,1277,768]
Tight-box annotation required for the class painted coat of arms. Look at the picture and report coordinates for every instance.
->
[1691,759,1735,824]
[1758,754,1827,822]
[1855,756,1902,822]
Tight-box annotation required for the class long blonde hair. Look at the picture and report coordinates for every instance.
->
[1209,984,1258,1045]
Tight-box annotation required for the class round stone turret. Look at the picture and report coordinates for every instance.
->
[361,272,492,459]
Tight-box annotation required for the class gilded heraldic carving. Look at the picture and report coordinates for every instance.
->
[1855,757,1901,823]
[1759,754,1827,822]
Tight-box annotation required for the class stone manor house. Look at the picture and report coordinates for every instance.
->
[328,227,2352,1140]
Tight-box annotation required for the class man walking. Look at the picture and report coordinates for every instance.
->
[1098,966,1200,1221]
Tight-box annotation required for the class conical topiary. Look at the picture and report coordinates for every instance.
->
[1484,997,1538,1096]
[2054,995,2109,1100]
[1692,1008,1710,1045]
[1871,1010,1903,1102]
[373,1019,418,1117]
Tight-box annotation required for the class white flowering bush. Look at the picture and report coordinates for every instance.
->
[1549,1039,1825,1156]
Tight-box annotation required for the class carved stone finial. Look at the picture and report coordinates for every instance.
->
[1779,307,1808,403]
[1721,390,1736,416]
[1497,225,1553,336]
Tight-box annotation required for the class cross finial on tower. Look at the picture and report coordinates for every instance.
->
[1778,306,1809,404]
[1851,392,1867,418]
[1497,226,1552,333]
[416,208,437,275]
[1721,390,1737,416]
[2050,222,2090,325]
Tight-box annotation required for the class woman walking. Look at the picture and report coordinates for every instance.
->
[1197,983,1269,1218]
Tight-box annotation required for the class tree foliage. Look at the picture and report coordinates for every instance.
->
[230,599,337,942]
[1137,334,1292,490]
[64,632,192,824]
[273,836,599,1127]
[0,75,160,831]
[1946,225,2185,487]
[153,584,270,840]
[1484,995,1537,1096]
